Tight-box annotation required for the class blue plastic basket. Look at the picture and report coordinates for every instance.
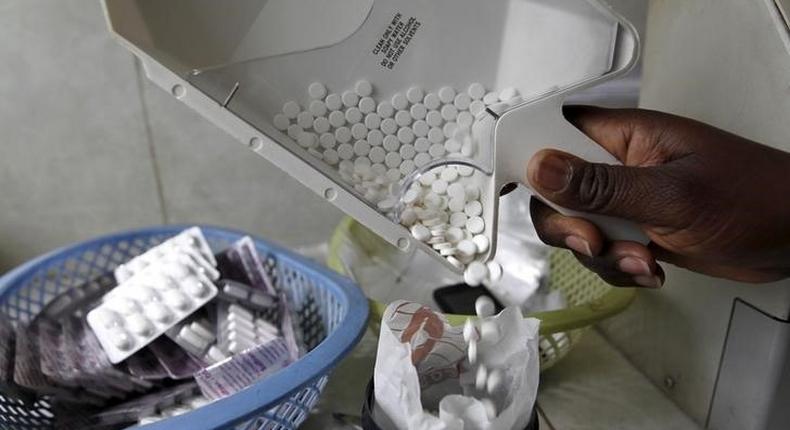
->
[0,225,369,430]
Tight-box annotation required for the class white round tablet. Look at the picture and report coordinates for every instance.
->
[411,224,431,241]
[284,123,310,142]
[451,212,468,228]
[365,113,382,130]
[308,82,327,99]
[377,101,395,118]
[469,100,486,116]
[323,149,339,165]
[454,93,472,110]
[430,179,447,195]
[399,144,416,160]
[483,92,499,105]
[457,111,474,128]
[342,90,359,108]
[446,226,465,243]
[400,159,416,176]
[392,93,409,110]
[371,163,387,176]
[447,182,466,199]
[386,168,402,182]
[112,330,134,351]
[457,239,476,257]
[369,146,386,163]
[414,137,430,153]
[358,96,376,114]
[395,110,412,127]
[367,129,384,146]
[337,143,354,160]
[381,118,398,135]
[468,83,486,100]
[441,104,458,121]
[282,101,300,118]
[328,110,346,128]
[406,86,424,104]
[346,107,363,124]
[426,110,443,127]
[297,111,314,129]
[487,261,503,282]
[465,185,481,200]
[438,86,456,103]
[428,143,446,158]
[383,134,400,152]
[309,100,328,117]
[423,93,441,110]
[385,151,402,168]
[443,122,458,139]
[412,120,430,137]
[325,93,342,110]
[297,132,317,148]
[335,126,352,143]
[466,262,489,287]
[410,103,427,120]
[441,167,458,182]
[313,117,330,134]
[400,208,418,226]
[414,152,432,167]
[475,295,495,318]
[355,80,373,97]
[473,235,490,254]
[448,197,465,213]
[397,127,415,144]
[464,200,483,217]
[428,127,444,144]
[351,123,368,140]
[273,114,290,131]
[354,139,370,156]
[466,216,485,234]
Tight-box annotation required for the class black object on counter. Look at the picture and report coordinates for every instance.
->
[433,283,504,315]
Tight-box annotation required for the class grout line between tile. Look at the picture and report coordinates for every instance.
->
[133,56,169,224]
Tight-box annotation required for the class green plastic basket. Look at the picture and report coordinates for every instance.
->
[327,217,636,371]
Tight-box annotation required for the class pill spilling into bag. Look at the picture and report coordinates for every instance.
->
[2,227,311,428]
[372,300,540,430]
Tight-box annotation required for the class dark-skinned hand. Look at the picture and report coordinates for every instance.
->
[526,106,790,288]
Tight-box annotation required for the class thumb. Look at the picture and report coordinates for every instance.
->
[526,149,683,225]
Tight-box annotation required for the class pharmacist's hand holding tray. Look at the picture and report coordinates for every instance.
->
[107,0,643,280]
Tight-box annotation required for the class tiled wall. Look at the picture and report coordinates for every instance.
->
[0,1,343,272]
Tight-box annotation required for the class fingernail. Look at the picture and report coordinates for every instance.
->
[565,235,593,257]
[634,275,663,289]
[534,154,570,192]
[617,257,652,276]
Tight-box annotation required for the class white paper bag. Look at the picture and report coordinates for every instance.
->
[373,301,540,430]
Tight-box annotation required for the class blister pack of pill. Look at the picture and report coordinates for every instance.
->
[194,336,292,401]
[87,258,219,364]
[114,227,217,283]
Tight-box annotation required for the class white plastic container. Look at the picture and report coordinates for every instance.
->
[102,0,640,272]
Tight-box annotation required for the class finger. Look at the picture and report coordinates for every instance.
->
[529,197,604,257]
[575,241,665,288]
[526,149,688,226]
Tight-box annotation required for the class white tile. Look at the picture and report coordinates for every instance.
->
[0,1,163,272]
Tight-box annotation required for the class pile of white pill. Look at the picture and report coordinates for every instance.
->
[273,80,522,279]
[463,295,504,419]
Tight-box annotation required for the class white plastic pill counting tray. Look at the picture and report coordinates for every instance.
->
[102,0,641,273]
